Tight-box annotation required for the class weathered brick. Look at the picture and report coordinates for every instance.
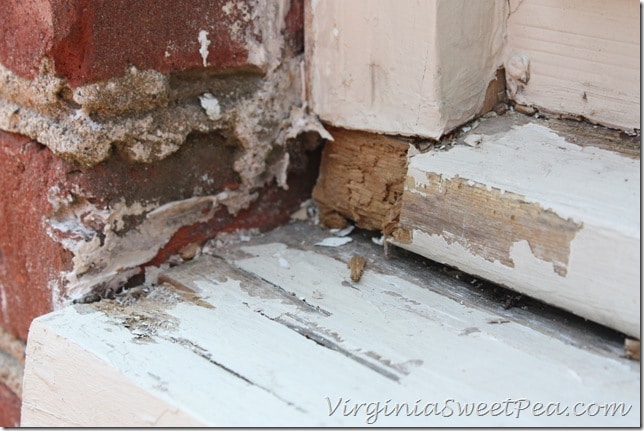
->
[0,381,20,427]
[284,0,305,55]
[0,0,259,86]
[0,0,315,344]
[0,132,72,340]
[151,146,321,264]
[0,129,320,340]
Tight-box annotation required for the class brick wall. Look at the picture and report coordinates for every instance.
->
[0,0,319,425]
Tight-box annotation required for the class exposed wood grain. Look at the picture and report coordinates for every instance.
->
[477,68,508,116]
[401,174,582,277]
[312,127,410,230]
[395,116,640,338]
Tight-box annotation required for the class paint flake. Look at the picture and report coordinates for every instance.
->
[198,30,211,67]
[199,93,222,120]
[314,237,352,247]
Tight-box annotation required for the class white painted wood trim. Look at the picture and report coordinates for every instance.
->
[307,0,639,138]
[505,0,640,131]
[306,0,506,138]
[21,241,639,426]
[396,119,640,337]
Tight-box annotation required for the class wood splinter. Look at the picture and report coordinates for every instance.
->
[624,338,640,360]
[348,256,366,282]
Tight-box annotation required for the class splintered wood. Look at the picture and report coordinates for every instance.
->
[625,339,640,361]
[312,127,410,230]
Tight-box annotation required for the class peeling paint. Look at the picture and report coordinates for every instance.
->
[199,93,222,120]
[397,115,640,337]
[45,187,256,302]
[402,174,582,276]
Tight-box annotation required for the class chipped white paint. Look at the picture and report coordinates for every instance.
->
[197,30,211,67]
[45,189,255,302]
[504,0,640,131]
[198,93,222,120]
[22,249,639,426]
[306,0,507,138]
[401,227,639,338]
[407,124,639,236]
[398,123,640,337]
[329,225,354,237]
[314,237,352,247]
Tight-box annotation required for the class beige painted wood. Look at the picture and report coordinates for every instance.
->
[306,0,507,138]
[307,0,639,136]
[394,114,640,338]
[21,235,639,426]
[505,0,640,131]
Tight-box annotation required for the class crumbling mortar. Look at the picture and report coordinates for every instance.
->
[7,0,330,305]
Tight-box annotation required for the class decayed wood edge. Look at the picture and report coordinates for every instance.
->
[311,126,410,230]
[624,339,640,361]
[311,67,507,232]
[392,119,640,338]
[399,174,583,277]
[477,67,509,116]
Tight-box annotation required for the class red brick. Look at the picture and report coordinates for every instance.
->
[0,131,72,341]
[150,146,321,265]
[0,0,257,86]
[0,130,320,340]
[0,382,21,427]
[284,0,305,55]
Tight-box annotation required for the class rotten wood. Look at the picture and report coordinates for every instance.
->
[312,127,410,230]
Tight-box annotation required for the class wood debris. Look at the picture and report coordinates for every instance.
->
[624,338,640,360]
[347,256,366,282]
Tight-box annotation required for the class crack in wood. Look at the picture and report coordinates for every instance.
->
[263,315,401,382]
[167,336,307,414]
[230,268,333,318]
